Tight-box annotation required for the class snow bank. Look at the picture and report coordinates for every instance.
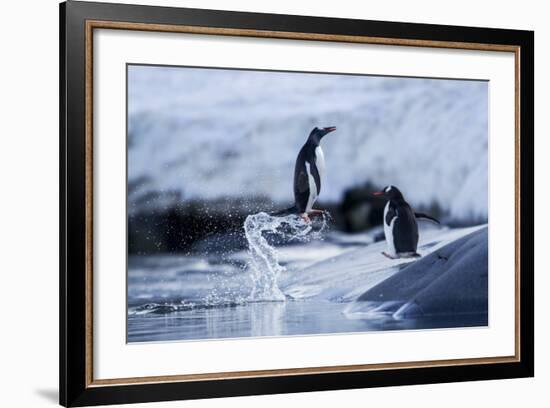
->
[345,227,488,318]
[280,225,485,302]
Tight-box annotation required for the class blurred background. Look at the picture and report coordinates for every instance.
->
[127,65,488,254]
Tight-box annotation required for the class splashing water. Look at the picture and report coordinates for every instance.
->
[244,212,329,301]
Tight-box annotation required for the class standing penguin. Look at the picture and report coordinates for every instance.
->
[272,126,336,222]
[373,185,440,259]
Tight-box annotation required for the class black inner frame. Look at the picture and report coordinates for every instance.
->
[60,1,534,406]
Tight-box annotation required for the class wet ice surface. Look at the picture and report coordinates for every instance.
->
[128,300,487,343]
[128,215,488,343]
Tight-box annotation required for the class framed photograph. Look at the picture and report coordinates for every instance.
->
[60,1,534,406]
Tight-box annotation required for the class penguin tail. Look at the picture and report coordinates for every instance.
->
[270,206,298,217]
[414,212,440,224]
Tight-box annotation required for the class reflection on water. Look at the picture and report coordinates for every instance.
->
[128,299,487,343]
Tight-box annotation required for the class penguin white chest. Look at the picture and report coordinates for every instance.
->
[315,146,325,183]
[304,162,317,212]
[383,202,397,256]
[304,147,325,213]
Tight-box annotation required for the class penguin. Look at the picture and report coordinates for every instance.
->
[373,185,440,259]
[272,126,336,222]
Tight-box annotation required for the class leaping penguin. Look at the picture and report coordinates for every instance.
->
[373,185,440,259]
[272,126,336,222]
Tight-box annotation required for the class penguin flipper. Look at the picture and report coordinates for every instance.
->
[293,168,311,213]
[295,169,309,193]
[414,212,440,224]
[385,203,396,226]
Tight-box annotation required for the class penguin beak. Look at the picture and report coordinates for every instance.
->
[373,191,384,196]
[323,126,336,134]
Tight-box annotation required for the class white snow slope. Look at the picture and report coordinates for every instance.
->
[279,225,485,302]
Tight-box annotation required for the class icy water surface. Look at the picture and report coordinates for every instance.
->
[127,215,487,343]
[128,298,486,343]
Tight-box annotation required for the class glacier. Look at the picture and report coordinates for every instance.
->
[127,65,488,224]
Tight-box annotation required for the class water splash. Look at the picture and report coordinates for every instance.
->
[244,212,329,301]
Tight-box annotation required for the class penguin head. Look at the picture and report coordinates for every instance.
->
[307,126,336,145]
[373,185,404,200]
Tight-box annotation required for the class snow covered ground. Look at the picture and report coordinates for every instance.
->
[279,224,485,302]
[128,65,488,223]
[346,226,488,319]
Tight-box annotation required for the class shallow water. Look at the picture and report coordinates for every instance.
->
[128,298,487,343]
[127,221,487,343]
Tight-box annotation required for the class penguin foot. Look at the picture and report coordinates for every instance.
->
[398,252,422,259]
[384,251,421,259]
[382,252,397,259]
[308,209,326,216]
[299,213,311,223]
